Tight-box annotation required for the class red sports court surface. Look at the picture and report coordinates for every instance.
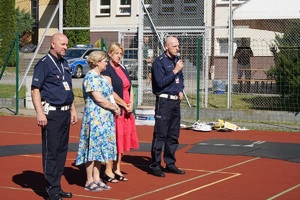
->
[0,115,299,200]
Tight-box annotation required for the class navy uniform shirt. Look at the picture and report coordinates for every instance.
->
[151,53,184,95]
[31,52,74,106]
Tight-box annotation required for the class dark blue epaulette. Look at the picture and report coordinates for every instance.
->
[40,56,48,62]
[159,54,164,60]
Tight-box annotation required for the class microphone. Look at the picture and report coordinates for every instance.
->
[176,53,183,73]
[177,53,181,60]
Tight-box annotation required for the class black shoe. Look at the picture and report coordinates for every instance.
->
[103,173,119,183]
[151,168,165,177]
[47,194,62,200]
[59,190,72,198]
[165,166,185,174]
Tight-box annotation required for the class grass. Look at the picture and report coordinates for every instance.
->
[182,93,256,109]
[0,66,17,74]
[0,85,84,105]
[73,88,84,104]
[0,84,26,98]
[0,85,280,111]
[73,90,277,110]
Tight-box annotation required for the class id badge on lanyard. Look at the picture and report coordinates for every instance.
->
[175,76,179,84]
[48,54,70,91]
[63,81,70,90]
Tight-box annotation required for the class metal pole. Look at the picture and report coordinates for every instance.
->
[196,37,202,120]
[15,34,19,115]
[59,0,63,33]
[210,0,215,80]
[204,30,209,108]
[137,0,144,106]
[227,0,233,109]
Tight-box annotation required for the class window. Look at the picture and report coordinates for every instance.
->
[218,38,229,55]
[160,0,174,15]
[31,0,38,27]
[124,49,138,59]
[217,38,248,56]
[99,0,110,16]
[182,0,197,15]
[118,0,131,15]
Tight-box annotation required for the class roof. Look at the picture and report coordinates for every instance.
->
[233,0,300,20]
[233,0,300,32]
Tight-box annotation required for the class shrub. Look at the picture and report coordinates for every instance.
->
[65,0,90,47]
[271,20,300,113]
[0,0,16,67]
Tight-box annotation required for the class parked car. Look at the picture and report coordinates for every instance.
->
[64,46,103,78]
[122,49,138,80]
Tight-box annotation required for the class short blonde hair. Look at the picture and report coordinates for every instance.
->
[108,42,124,57]
[87,51,107,69]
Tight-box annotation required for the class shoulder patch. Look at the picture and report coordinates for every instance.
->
[159,56,164,60]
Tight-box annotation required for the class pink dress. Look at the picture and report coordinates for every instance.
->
[114,67,139,154]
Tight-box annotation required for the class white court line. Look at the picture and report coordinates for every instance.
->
[166,173,240,200]
[267,184,300,200]
[21,155,42,158]
[126,157,260,200]
[0,130,79,139]
[20,154,134,167]
[19,155,133,168]
[0,131,40,136]
[198,143,209,145]
[0,185,118,200]
[198,141,266,148]
[244,141,266,147]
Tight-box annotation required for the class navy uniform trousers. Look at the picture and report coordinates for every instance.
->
[151,96,181,170]
[42,109,71,196]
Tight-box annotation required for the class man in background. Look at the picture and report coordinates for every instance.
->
[234,37,253,93]
[143,36,153,93]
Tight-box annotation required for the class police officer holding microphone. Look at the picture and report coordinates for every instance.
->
[150,36,185,177]
[31,33,78,200]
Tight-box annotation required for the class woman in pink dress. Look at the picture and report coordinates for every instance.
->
[102,42,139,183]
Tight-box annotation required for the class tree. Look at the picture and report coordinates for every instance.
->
[0,0,16,67]
[65,0,90,47]
[16,7,35,47]
[271,20,300,113]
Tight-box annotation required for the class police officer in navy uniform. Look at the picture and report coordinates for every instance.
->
[31,33,78,200]
[150,36,185,177]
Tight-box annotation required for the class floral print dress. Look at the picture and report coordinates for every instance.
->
[75,71,117,165]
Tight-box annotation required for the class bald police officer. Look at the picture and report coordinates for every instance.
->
[150,36,185,177]
[31,33,78,200]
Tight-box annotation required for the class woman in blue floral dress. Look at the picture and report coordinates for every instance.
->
[75,51,120,192]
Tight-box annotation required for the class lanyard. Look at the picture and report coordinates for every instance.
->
[48,54,65,80]
[164,53,178,68]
